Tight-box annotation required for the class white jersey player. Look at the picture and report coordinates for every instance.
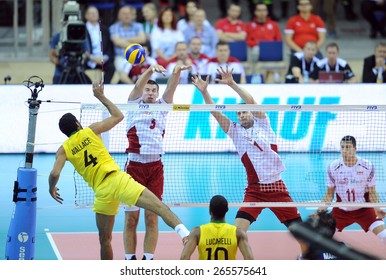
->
[191,65,305,256]
[318,135,386,243]
[123,64,192,261]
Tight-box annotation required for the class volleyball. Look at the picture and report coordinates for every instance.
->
[124,43,146,65]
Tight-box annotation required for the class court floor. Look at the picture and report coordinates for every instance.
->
[1,153,386,260]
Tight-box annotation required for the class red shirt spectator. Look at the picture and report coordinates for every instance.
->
[215,4,246,42]
[246,18,282,47]
[285,13,325,50]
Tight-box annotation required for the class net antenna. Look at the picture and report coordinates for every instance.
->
[23,75,45,167]
[98,20,104,84]
[5,75,44,260]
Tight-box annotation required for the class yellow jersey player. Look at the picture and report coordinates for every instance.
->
[48,81,189,260]
[180,195,254,260]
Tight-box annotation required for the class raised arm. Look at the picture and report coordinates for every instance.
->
[216,66,265,119]
[89,81,124,135]
[180,227,200,260]
[128,65,166,101]
[191,74,231,133]
[236,228,254,260]
[162,64,192,104]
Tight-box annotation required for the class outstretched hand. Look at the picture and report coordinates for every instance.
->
[173,64,193,74]
[92,80,104,99]
[151,65,167,76]
[376,208,386,219]
[215,65,235,85]
[191,73,210,93]
[49,186,63,204]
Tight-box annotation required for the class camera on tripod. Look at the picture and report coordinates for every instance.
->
[56,0,89,84]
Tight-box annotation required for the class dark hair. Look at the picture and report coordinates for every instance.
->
[147,79,159,91]
[216,41,229,49]
[326,42,339,51]
[157,7,178,30]
[209,195,229,219]
[59,113,79,137]
[340,135,356,148]
[306,210,336,239]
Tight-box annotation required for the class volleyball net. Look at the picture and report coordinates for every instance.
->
[74,103,386,208]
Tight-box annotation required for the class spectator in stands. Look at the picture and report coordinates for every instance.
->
[309,42,357,83]
[177,0,210,33]
[85,6,115,84]
[362,42,386,83]
[166,41,198,83]
[360,0,386,39]
[310,0,337,37]
[141,3,158,46]
[215,3,246,43]
[284,0,326,59]
[246,2,282,74]
[119,43,158,84]
[206,42,246,84]
[109,5,146,81]
[183,9,218,58]
[150,7,185,67]
[285,40,319,83]
[188,36,211,74]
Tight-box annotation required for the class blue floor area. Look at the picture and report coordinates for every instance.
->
[1,152,378,260]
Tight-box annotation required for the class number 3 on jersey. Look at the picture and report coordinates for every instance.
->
[84,150,98,167]
[149,118,156,129]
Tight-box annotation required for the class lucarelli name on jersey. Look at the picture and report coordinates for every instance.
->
[206,238,232,245]
[71,137,92,155]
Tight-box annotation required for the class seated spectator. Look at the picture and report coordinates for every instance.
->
[141,3,158,46]
[361,0,386,39]
[119,43,158,84]
[309,42,357,83]
[188,37,210,74]
[285,40,320,83]
[85,6,115,84]
[109,5,146,80]
[206,42,246,84]
[246,2,282,74]
[177,0,210,33]
[166,41,198,83]
[284,0,326,58]
[215,3,246,43]
[150,7,185,67]
[362,41,386,83]
[183,9,218,58]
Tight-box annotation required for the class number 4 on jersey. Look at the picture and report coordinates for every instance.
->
[84,150,98,167]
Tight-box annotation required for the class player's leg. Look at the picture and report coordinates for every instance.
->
[123,207,140,260]
[356,208,386,243]
[135,188,183,230]
[142,161,164,260]
[143,209,159,259]
[95,213,115,260]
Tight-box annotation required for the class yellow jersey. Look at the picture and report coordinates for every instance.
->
[62,127,120,190]
[198,222,238,260]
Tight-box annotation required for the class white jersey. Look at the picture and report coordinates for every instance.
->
[126,98,168,161]
[326,156,375,211]
[227,116,286,184]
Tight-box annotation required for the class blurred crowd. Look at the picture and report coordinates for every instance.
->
[49,0,386,84]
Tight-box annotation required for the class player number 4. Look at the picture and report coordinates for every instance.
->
[84,150,98,167]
